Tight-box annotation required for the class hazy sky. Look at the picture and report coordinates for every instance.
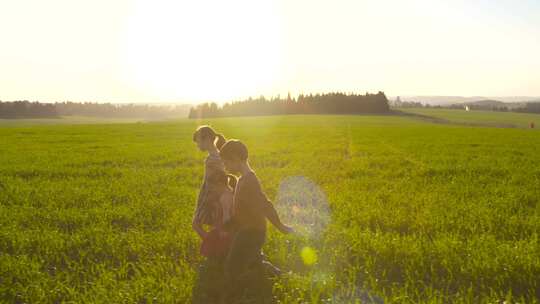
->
[1,0,539,103]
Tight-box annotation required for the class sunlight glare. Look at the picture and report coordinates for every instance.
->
[124,0,283,102]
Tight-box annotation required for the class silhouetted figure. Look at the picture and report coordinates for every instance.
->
[219,140,293,303]
[191,125,232,303]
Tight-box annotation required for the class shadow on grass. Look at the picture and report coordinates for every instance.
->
[191,257,276,304]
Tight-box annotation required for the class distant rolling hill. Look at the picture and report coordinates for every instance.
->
[462,99,525,109]
[464,99,507,107]
[396,96,540,106]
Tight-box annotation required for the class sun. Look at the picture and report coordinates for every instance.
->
[123,0,283,102]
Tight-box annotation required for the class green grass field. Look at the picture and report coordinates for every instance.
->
[1,112,539,303]
[399,108,540,129]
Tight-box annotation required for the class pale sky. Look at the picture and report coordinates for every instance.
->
[1,0,539,103]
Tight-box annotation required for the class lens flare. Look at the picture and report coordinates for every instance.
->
[301,247,318,266]
[276,176,330,238]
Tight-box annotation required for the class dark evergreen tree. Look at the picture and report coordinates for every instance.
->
[188,91,390,118]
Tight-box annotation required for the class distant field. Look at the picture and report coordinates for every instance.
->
[1,114,539,303]
[399,107,540,129]
[0,116,183,126]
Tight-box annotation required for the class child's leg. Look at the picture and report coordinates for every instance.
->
[223,230,265,302]
[261,258,282,277]
[207,256,226,302]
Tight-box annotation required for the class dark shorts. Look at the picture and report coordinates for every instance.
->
[224,229,266,281]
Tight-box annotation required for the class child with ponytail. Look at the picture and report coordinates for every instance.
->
[192,126,237,302]
[192,125,228,242]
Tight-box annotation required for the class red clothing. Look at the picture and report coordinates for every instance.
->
[200,191,234,257]
[200,228,232,257]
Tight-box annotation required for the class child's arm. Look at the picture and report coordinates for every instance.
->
[260,199,293,234]
[219,192,236,232]
[252,178,293,234]
[192,216,208,239]
[221,217,237,232]
[193,173,209,239]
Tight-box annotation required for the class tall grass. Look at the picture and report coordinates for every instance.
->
[1,115,539,303]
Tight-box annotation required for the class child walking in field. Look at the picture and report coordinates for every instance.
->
[192,125,228,241]
[191,125,237,303]
[219,139,293,302]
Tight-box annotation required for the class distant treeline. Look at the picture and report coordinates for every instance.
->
[513,103,540,114]
[447,102,540,113]
[394,99,540,114]
[0,101,191,119]
[0,101,57,118]
[394,101,424,108]
[189,92,390,118]
[444,104,512,112]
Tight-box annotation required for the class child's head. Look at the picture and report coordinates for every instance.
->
[219,140,248,174]
[193,125,226,152]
